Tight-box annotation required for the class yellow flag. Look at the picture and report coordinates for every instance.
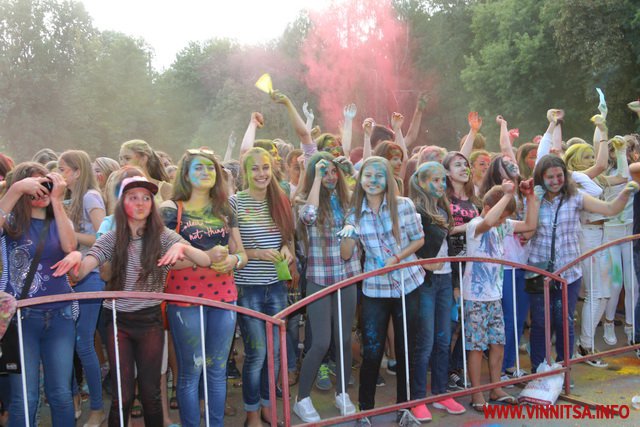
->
[255,73,273,94]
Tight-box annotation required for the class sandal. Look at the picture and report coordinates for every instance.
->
[470,401,487,413]
[131,396,143,418]
[170,387,178,410]
[489,394,517,405]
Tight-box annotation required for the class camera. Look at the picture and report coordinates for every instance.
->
[41,180,54,192]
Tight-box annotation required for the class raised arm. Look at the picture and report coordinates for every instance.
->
[48,173,77,253]
[391,112,409,179]
[474,180,515,236]
[0,176,48,229]
[362,118,375,160]
[513,179,540,233]
[405,92,428,149]
[461,111,482,160]
[536,109,562,164]
[272,90,313,147]
[582,181,640,216]
[497,115,516,160]
[240,112,264,156]
[583,119,608,179]
[302,102,315,132]
[224,131,237,162]
[341,103,357,158]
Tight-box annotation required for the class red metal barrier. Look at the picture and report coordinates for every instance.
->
[16,236,638,427]
[552,234,640,392]
[275,256,569,426]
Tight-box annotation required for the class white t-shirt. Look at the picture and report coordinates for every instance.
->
[462,216,515,301]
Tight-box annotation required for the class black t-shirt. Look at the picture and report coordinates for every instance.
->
[448,196,479,256]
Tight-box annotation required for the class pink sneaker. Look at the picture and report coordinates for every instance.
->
[411,404,432,421]
[433,397,466,415]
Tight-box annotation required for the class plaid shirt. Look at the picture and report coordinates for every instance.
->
[299,203,361,286]
[347,196,425,298]
[528,193,584,284]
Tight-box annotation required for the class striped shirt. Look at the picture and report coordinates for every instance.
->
[88,228,185,312]
[230,191,283,286]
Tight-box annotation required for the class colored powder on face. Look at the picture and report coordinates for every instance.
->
[189,157,216,187]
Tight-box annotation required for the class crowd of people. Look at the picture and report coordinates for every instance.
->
[1,89,640,427]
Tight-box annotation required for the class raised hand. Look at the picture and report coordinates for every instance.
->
[315,159,329,178]
[344,103,357,120]
[624,181,640,195]
[47,173,67,202]
[596,88,608,119]
[502,179,515,195]
[509,128,519,144]
[546,109,564,124]
[519,178,534,197]
[417,92,429,111]
[468,111,482,132]
[334,156,355,176]
[13,176,50,199]
[496,115,507,127]
[270,89,289,105]
[251,112,264,128]
[303,102,314,121]
[391,112,404,130]
[362,118,375,136]
[610,136,627,151]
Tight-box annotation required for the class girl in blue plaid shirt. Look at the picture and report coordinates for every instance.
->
[293,152,360,423]
[340,156,425,416]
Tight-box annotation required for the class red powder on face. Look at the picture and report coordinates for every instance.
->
[124,198,137,218]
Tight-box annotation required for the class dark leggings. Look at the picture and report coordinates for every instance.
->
[358,291,419,410]
[104,306,164,427]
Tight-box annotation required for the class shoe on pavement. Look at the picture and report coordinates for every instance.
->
[386,359,397,376]
[335,392,356,415]
[410,404,432,422]
[293,397,321,423]
[315,363,332,391]
[603,321,617,346]
[376,374,385,387]
[433,397,466,415]
[577,344,608,368]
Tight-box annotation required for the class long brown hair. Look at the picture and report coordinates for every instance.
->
[409,162,453,230]
[172,150,232,228]
[295,152,350,252]
[241,147,294,243]
[60,150,100,229]
[442,151,481,207]
[533,154,577,197]
[351,156,401,245]
[3,162,54,239]
[108,190,166,291]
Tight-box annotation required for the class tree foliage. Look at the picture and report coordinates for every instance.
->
[0,0,639,161]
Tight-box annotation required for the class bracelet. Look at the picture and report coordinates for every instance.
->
[0,207,7,220]
[233,253,242,269]
[393,254,401,263]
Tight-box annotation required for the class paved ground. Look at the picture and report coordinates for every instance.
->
[34,304,640,426]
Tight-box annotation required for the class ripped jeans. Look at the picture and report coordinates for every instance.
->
[167,304,236,427]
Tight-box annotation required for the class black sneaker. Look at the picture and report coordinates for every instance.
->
[227,358,241,379]
[447,372,466,391]
[577,344,608,368]
[376,374,385,387]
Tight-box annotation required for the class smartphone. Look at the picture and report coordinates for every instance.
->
[41,180,54,192]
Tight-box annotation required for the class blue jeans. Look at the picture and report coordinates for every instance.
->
[167,303,237,427]
[72,272,105,410]
[9,305,76,427]
[237,282,287,411]
[501,269,529,372]
[412,273,453,398]
[529,279,581,372]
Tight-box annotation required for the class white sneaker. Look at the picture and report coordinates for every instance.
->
[624,325,634,345]
[335,392,356,415]
[603,321,617,345]
[293,396,321,422]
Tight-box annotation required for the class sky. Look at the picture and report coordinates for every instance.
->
[79,0,332,71]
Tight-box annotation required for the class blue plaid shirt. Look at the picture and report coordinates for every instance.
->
[347,196,425,298]
[299,201,361,286]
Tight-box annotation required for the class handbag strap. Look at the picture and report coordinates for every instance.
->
[18,218,51,300]
[175,201,183,233]
[548,195,564,272]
